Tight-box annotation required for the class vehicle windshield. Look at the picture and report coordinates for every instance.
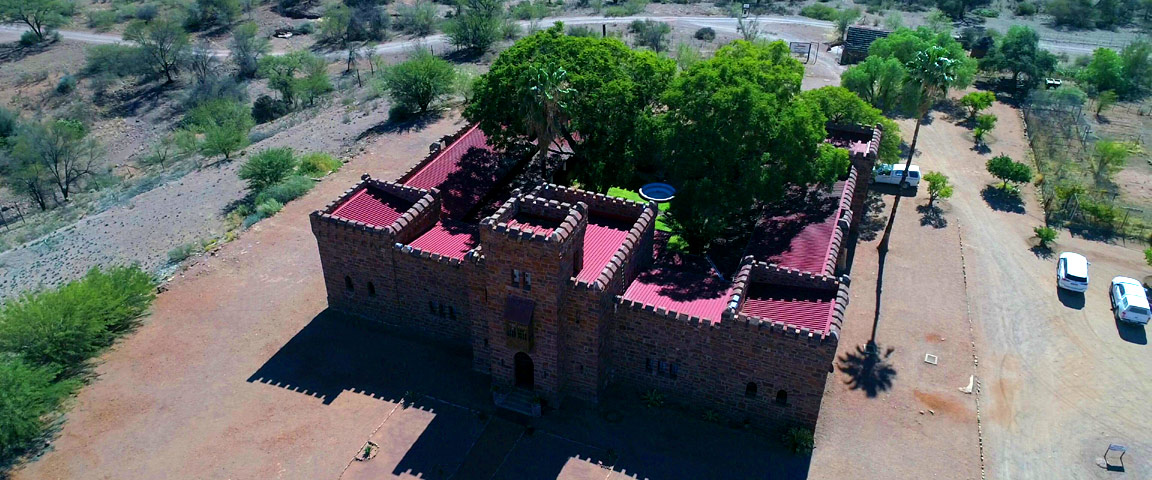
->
[1129,306,1149,315]
[1066,274,1087,282]
[908,171,920,178]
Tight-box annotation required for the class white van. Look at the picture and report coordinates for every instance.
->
[1110,276,1151,325]
[871,164,921,188]
[1056,252,1089,292]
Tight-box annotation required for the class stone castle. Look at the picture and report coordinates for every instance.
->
[310,123,880,429]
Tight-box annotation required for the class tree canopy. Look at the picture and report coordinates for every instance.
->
[465,25,676,192]
[798,86,902,164]
[842,27,976,114]
[986,154,1032,189]
[0,0,71,41]
[978,26,1058,89]
[658,41,850,251]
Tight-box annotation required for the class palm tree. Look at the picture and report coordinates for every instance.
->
[520,65,575,170]
[877,46,958,253]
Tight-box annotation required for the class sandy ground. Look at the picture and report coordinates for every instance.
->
[813,97,1152,478]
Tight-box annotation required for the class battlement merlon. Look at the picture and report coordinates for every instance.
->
[480,193,589,245]
[310,175,440,242]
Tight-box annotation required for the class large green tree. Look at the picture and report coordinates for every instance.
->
[841,56,906,113]
[466,25,676,192]
[978,26,1058,89]
[0,0,70,42]
[10,119,98,202]
[659,41,850,252]
[1120,40,1152,98]
[1079,48,1125,95]
[124,18,190,83]
[843,27,975,114]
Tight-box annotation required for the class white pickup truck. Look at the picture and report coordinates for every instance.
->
[871,164,921,188]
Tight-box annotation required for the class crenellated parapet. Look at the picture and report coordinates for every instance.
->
[311,174,439,241]
[480,192,588,245]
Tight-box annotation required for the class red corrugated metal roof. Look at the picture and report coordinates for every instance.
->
[506,213,560,236]
[407,220,478,260]
[402,125,501,219]
[576,215,632,283]
[740,284,836,334]
[746,181,847,275]
[329,186,415,227]
[622,268,731,323]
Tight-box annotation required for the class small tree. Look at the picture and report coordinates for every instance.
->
[444,0,504,53]
[1034,225,1057,248]
[125,18,190,83]
[297,52,332,106]
[959,91,995,122]
[10,119,98,202]
[183,99,254,161]
[258,53,303,106]
[923,171,953,206]
[1095,90,1118,117]
[629,20,671,53]
[231,22,269,79]
[396,0,438,36]
[834,8,861,40]
[986,154,1032,191]
[1090,139,1140,186]
[378,49,456,115]
[239,147,297,192]
[0,0,70,42]
[973,113,997,146]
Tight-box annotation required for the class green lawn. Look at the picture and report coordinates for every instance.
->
[606,187,673,233]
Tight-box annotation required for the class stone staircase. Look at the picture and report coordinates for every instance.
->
[493,388,541,417]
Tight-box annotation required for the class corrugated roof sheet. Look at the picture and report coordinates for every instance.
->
[576,215,633,283]
[844,25,890,53]
[329,186,415,228]
[407,220,478,260]
[402,125,502,219]
[740,283,836,334]
[746,181,847,275]
[622,267,731,323]
[507,213,561,236]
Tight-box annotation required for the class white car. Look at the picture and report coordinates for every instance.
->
[1055,252,1089,292]
[1110,276,1151,325]
[871,164,921,188]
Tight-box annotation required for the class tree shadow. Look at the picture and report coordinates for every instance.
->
[1030,245,1054,260]
[981,185,1025,214]
[103,81,178,118]
[1057,287,1085,310]
[837,344,897,397]
[1115,318,1148,345]
[916,204,947,228]
[357,110,445,139]
[971,142,991,155]
[1067,223,1118,243]
[0,41,52,64]
[857,191,886,242]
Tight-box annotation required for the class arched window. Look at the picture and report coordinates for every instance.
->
[775,390,788,406]
[367,282,376,297]
[344,276,354,291]
[745,382,758,398]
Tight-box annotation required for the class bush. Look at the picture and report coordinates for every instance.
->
[296,152,342,177]
[0,266,156,375]
[511,0,550,20]
[1034,226,1057,247]
[83,44,151,78]
[255,198,284,217]
[168,243,197,263]
[19,31,41,47]
[781,427,815,455]
[693,27,715,42]
[396,0,438,36]
[0,107,17,146]
[182,75,248,110]
[1014,2,1037,16]
[183,99,254,161]
[799,4,838,20]
[567,25,597,37]
[444,0,504,53]
[135,4,159,21]
[255,175,314,204]
[1144,247,1152,267]
[378,49,456,114]
[604,0,646,16]
[0,358,78,459]
[972,7,998,17]
[87,10,119,30]
[252,95,291,124]
[239,147,297,192]
[629,20,671,52]
[55,75,77,94]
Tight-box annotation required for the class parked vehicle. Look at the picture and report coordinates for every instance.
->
[1055,252,1090,292]
[1110,276,1151,325]
[871,163,921,188]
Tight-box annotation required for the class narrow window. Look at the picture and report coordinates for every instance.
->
[367,282,376,297]
[429,301,435,314]
[670,363,679,380]
[645,358,653,373]
[775,389,788,406]
[439,303,446,317]
[523,272,532,290]
[484,338,489,347]
[511,269,521,286]
[745,382,758,398]
[658,360,667,376]
[449,306,456,319]
[344,276,354,291]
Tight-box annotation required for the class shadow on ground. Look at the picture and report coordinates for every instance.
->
[916,204,947,228]
[981,185,1025,214]
[1057,288,1085,309]
[1030,245,1054,260]
[249,310,812,480]
[1115,318,1148,345]
[358,111,445,139]
[836,344,897,398]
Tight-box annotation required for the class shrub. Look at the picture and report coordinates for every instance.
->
[55,75,77,94]
[296,152,342,177]
[182,75,248,110]
[168,243,197,263]
[973,7,998,17]
[1014,2,1037,16]
[629,20,671,52]
[19,31,40,47]
[959,91,995,121]
[83,44,150,78]
[0,358,78,459]
[0,266,156,375]
[252,95,291,124]
[1144,247,1152,266]
[604,0,646,16]
[567,25,597,37]
[378,49,456,114]
[986,154,1032,190]
[781,427,815,455]
[973,113,997,145]
[693,27,715,42]
[135,4,159,21]
[396,0,438,36]
[255,198,284,217]
[0,107,17,146]
[183,99,254,161]
[511,0,550,20]
[799,4,838,20]
[87,10,119,30]
[239,147,297,192]
[640,389,664,408]
[1034,226,1057,247]
[444,0,504,53]
[255,175,314,204]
